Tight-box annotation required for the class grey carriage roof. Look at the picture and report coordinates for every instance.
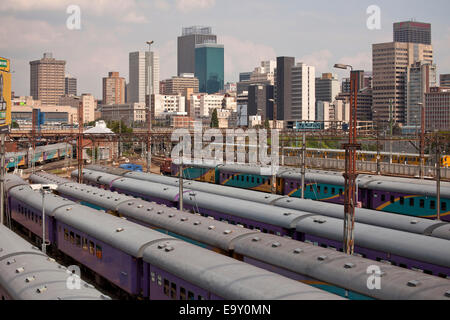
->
[116,171,450,241]
[26,173,450,300]
[295,215,450,268]
[0,225,110,300]
[4,174,30,192]
[233,232,450,300]
[10,183,175,257]
[141,239,344,300]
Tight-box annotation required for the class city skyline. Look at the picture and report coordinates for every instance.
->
[1,0,450,99]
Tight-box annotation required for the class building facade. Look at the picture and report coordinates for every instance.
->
[178,26,217,76]
[65,74,77,96]
[103,71,126,105]
[394,21,432,45]
[160,74,199,96]
[151,94,186,118]
[275,56,295,121]
[99,103,146,127]
[440,74,450,88]
[30,53,66,105]
[128,51,160,104]
[195,43,224,94]
[372,41,433,124]
[406,61,437,127]
[425,87,450,131]
[291,62,315,121]
[247,84,274,121]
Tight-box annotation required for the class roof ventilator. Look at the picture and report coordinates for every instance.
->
[293,248,303,254]
[407,280,420,287]
[317,255,327,261]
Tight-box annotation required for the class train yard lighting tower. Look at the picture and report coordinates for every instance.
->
[31,184,58,254]
[146,40,154,173]
[77,102,84,184]
[334,63,360,255]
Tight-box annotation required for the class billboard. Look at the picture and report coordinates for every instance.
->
[0,57,11,133]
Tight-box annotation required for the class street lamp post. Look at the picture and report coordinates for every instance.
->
[334,63,360,255]
[146,40,154,173]
[418,102,425,179]
[30,184,58,254]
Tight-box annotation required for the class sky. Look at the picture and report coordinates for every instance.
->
[1,0,449,99]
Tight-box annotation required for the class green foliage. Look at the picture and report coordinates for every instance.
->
[264,119,270,129]
[107,120,133,134]
[11,121,19,129]
[210,109,219,128]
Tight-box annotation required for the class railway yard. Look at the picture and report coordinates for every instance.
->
[1,141,450,301]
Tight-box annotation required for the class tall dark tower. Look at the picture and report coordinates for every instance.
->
[177,26,217,76]
[275,56,295,121]
[394,21,431,45]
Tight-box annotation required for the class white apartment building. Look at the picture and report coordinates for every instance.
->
[128,51,160,104]
[291,62,315,121]
[152,94,186,117]
[99,102,146,126]
[58,93,96,123]
[316,100,349,129]
[250,60,276,85]
[190,94,224,118]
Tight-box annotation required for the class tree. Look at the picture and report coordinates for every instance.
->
[11,121,19,129]
[210,109,219,128]
[107,120,133,134]
[264,119,270,129]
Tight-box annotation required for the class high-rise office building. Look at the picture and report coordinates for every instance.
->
[406,61,437,127]
[275,56,295,120]
[160,74,199,96]
[425,87,450,131]
[102,72,126,105]
[372,41,433,124]
[178,26,217,76]
[394,21,432,45]
[247,84,274,121]
[239,72,252,82]
[128,51,159,104]
[65,74,77,96]
[316,73,340,103]
[291,63,315,121]
[441,74,450,87]
[195,43,224,94]
[30,53,66,105]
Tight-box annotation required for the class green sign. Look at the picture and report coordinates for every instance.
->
[0,59,6,68]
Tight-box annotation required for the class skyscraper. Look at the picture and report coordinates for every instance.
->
[30,53,65,105]
[178,26,217,76]
[65,74,77,96]
[275,56,295,120]
[394,21,432,45]
[291,62,315,121]
[247,84,274,120]
[315,73,340,104]
[102,71,126,105]
[195,43,224,94]
[406,61,436,127]
[372,41,433,124]
[128,51,160,103]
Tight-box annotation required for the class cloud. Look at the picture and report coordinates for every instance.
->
[158,40,177,80]
[0,0,149,24]
[219,35,276,82]
[175,0,216,13]
[337,52,372,71]
[298,50,333,74]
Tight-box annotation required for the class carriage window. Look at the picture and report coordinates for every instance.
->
[390,196,395,204]
[70,232,75,244]
[309,185,313,192]
[332,188,335,194]
[317,186,321,194]
[268,179,271,186]
[76,234,81,247]
[324,187,328,194]
[252,177,255,183]
[82,238,88,251]
[381,194,386,202]
[430,201,436,210]
[257,178,260,184]
[180,287,186,300]
[400,197,404,205]
[39,217,42,226]
[171,283,177,299]
[96,245,102,260]
[246,176,249,182]
[339,189,343,196]
[420,199,425,208]
[188,291,195,300]
[442,202,447,211]
[198,295,205,300]
[64,229,69,241]
[89,241,95,255]
[163,279,169,296]
[297,183,300,188]
[290,182,294,188]
[409,198,414,207]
